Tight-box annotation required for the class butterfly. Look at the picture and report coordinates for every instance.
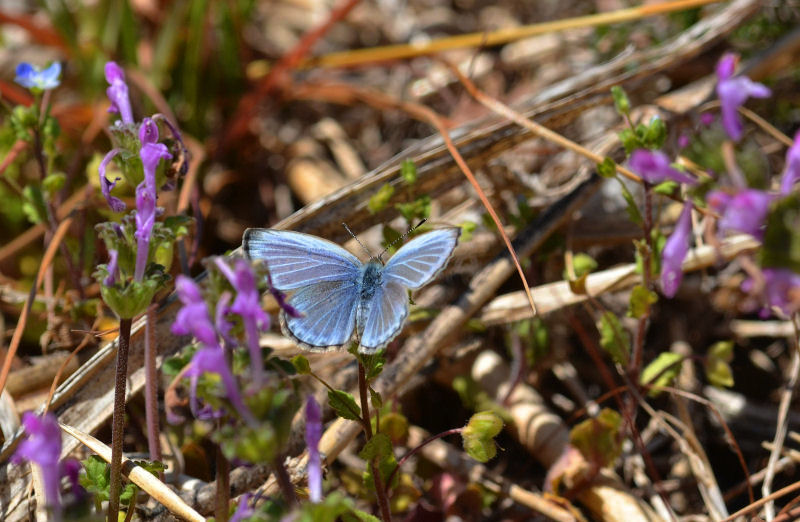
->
[243,227,460,353]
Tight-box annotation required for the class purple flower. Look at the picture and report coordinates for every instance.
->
[105,61,134,125]
[305,396,323,502]
[216,291,236,347]
[230,494,254,522]
[780,131,800,195]
[104,249,119,287]
[186,345,257,426]
[700,112,715,126]
[98,148,126,212]
[661,201,693,298]
[215,258,270,387]
[15,62,61,91]
[13,412,62,520]
[172,275,218,346]
[628,149,698,185]
[711,189,772,239]
[716,53,771,142]
[677,134,690,149]
[267,271,301,319]
[742,268,800,317]
[134,132,171,281]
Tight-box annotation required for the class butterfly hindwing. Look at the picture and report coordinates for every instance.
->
[243,229,361,290]
[358,279,409,352]
[383,228,460,289]
[282,279,359,349]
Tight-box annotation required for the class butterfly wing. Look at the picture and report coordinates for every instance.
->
[281,280,359,349]
[243,229,362,290]
[358,278,409,353]
[358,229,460,352]
[244,228,363,349]
[383,228,460,289]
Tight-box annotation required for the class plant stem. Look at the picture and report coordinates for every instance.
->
[108,317,132,522]
[272,454,298,507]
[215,443,230,522]
[144,304,162,475]
[358,362,392,522]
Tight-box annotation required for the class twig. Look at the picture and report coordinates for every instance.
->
[762,318,800,521]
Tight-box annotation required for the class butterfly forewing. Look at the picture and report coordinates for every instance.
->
[243,229,361,290]
[383,228,460,289]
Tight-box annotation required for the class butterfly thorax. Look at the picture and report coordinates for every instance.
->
[358,262,383,301]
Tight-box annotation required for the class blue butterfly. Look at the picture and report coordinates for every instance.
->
[243,227,460,353]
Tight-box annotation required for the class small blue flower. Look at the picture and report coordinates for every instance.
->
[15,62,61,91]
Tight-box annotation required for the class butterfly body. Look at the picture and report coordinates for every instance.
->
[243,227,459,353]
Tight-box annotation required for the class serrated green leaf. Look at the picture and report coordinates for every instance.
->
[705,341,735,388]
[462,411,504,463]
[328,389,361,421]
[368,183,395,214]
[597,157,617,178]
[598,312,630,366]
[643,116,667,149]
[396,195,431,224]
[616,178,643,226]
[641,352,683,396]
[359,433,393,462]
[369,387,382,410]
[570,408,623,468]
[628,284,658,318]
[292,355,311,374]
[400,159,417,184]
[653,180,679,195]
[611,86,631,116]
[459,221,477,242]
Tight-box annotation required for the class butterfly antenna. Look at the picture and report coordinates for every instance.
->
[342,223,375,259]
[377,219,427,261]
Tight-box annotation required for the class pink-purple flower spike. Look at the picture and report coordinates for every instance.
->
[305,396,323,502]
[629,149,697,186]
[661,201,693,298]
[104,61,134,125]
[742,268,800,318]
[13,412,63,521]
[780,131,800,195]
[715,53,771,142]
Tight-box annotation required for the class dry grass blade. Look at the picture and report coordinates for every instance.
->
[0,217,73,397]
[59,423,204,522]
[307,0,723,68]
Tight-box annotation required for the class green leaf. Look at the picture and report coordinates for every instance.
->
[400,159,417,184]
[368,183,395,214]
[43,172,66,194]
[597,312,630,366]
[611,86,631,116]
[380,412,409,444]
[616,178,643,226]
[618,128,639,155]
[395,195,431,224]
[705,341,735,388]
[359,433,393,462]
[570,408,623,469]
[462,411,504,463]
[292,355,311,375]
[369,387,383,410]
[328,389,361,421]
[597,157,617,178]
[628,284,658,319]
[22,184,48,225]
[80,455,110,501]
[653,180,679,196]
[641,352,683,396]
[459,221,477,241]
[643,116,667,149]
